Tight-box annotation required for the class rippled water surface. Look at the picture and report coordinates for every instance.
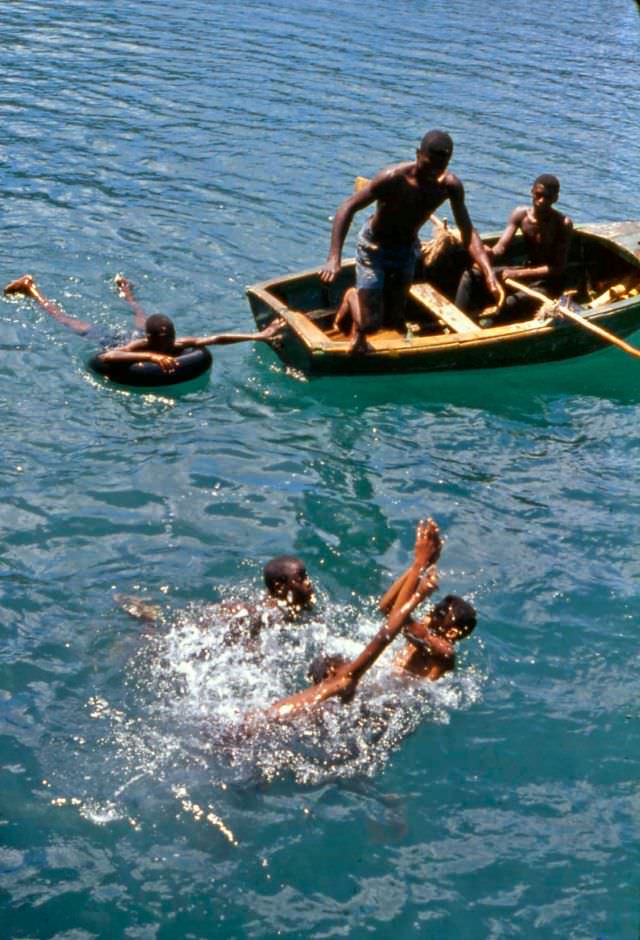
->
[1,2,640,937]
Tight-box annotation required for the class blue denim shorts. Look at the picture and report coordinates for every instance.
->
[355,223,420,292]
[84,326,142,350]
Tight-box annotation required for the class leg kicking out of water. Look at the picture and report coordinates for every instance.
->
[114,274,148,331]
[4,274,92,334]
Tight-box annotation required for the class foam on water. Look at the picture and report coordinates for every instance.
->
[106,594,487,794]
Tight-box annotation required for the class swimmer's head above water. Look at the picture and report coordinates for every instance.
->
[145,314,176,353]
[263,555,315,611]
[427,594,477,643]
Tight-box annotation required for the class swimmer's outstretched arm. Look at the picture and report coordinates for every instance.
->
[379,518,442,614]
[4,274,92,334]
[402,619,453,661]
[175,318,285,349]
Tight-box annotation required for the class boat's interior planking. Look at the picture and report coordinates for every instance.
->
[267,228,640,342]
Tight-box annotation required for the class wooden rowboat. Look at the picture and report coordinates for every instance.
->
[246,221,640,377]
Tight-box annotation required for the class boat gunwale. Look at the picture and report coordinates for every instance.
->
[246,221,640,362]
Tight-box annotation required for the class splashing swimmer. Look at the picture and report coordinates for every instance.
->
[213,554,315,644]
[118,554,315,645]
[4,274,284,373]
[262,518,477,722]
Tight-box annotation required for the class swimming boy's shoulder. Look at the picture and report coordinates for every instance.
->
[204,596,287,644]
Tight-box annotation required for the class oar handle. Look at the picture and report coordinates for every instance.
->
[505,277,640,359]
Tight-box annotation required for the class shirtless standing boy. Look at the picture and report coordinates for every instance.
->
[321,130,499,353]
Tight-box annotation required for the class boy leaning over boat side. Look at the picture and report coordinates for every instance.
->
[320,130,499,355]
[455,173,574,319]
[4,274,284,372]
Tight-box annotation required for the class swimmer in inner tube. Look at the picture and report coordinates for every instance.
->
[4,274,284,371]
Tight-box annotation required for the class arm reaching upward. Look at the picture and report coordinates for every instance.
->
[379,518,442,614]
[268,562,438,722]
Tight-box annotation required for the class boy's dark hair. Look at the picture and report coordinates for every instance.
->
[420,129,453,158]
[307,653,348,685]
[263,555,305,594]
[432,594,477,637]
[145,314,175,343]
[533,173,560,197]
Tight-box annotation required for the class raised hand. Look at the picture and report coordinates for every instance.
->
[414,518,442,570]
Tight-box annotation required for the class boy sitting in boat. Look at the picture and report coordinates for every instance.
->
[320,130,499,355]
[4,274,284,371]
[455,174,573,320]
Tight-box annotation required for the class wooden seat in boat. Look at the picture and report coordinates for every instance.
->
[409,281,481,334]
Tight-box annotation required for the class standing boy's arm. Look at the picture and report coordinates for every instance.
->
[448,176,500,300]
[320,172,391,284]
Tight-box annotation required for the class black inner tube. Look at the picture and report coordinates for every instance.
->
[88,346,213,387]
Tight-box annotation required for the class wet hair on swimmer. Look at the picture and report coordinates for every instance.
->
[432,594,477,636]
[419,129,453,157]
[145,314,175,337]
[263,555,305,594]
[533,173,560,196]
[307,653,348,685]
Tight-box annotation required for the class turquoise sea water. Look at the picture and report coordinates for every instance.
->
[1,2,640,937]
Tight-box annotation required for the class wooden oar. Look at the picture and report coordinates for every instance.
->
[504,277,640,359]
